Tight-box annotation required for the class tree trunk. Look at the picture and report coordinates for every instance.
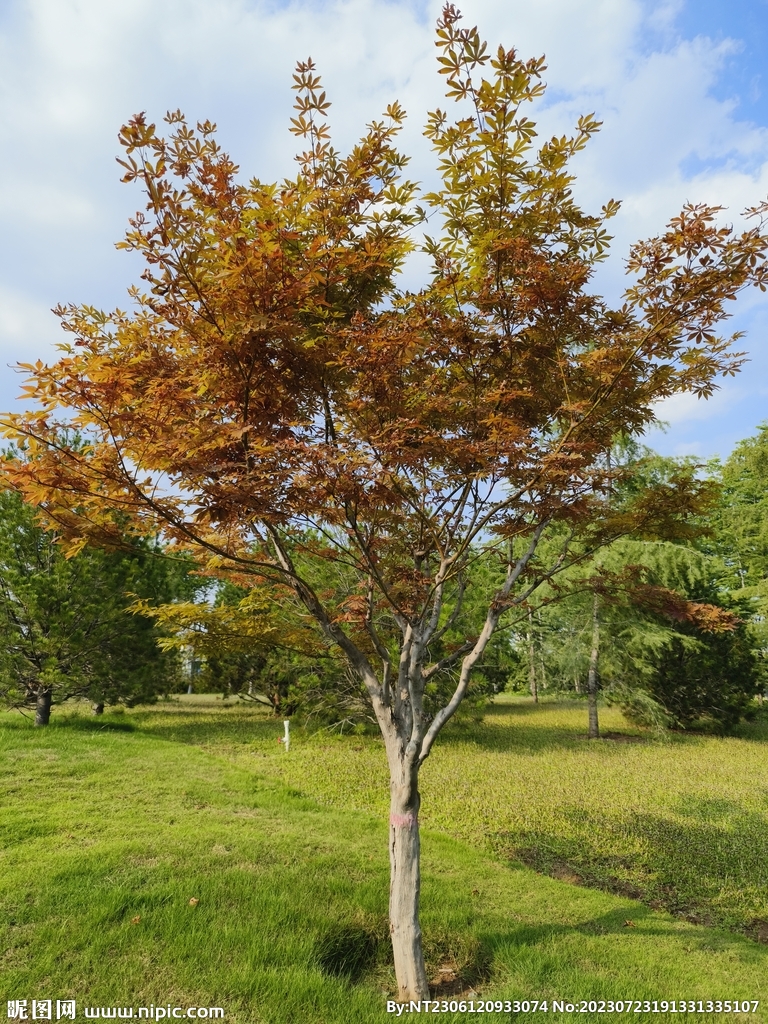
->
[527,608,538,703]
[34,688,52,727]
[388,763,429,1001]
[537,611,547,690]
[587,593,600,740]
[92,702,104,715]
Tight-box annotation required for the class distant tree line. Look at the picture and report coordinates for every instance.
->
[506,432,768,734]
[1,426,765,732]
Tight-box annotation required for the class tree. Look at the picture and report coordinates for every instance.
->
[0,488,187,725]
[507,447,743,737]
[530,536,759,732]
[706,425,768,685]
[3,5,768,998]
[613,541,759,730]
[143,579,363,721]
[712,424,768,589]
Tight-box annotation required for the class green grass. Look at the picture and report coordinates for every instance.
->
[1,696,767,1023]
[245,695,768,936]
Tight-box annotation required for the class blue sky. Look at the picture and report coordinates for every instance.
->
[630,0,768,456]
[676,0,768,128]
[1,0,767,461]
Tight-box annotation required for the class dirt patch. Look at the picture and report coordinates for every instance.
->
[599,876,646,901]
[429,963,478,999]
[549,861,583,885]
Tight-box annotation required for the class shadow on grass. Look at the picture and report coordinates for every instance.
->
[315,923,381,983]
[2,700,611,761]
[434,699,658,754]
[0,702,280,749]
[492,801,768,940]
[316,903,765,994]
[732,707,768,743]
[49,717,137,733]
[479,900,766,976]
[313,916,493,994]
[96,701,282,748]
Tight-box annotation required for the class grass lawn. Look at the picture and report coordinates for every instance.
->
[250,695,768,937]
[1,695,767,1022]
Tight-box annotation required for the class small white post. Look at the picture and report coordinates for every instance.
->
[283,719,290,752]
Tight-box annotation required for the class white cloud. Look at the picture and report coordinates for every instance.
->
[653,386,743,427]
[0,286,61,352]
[1,0,768,452]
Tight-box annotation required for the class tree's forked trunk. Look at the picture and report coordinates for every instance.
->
[266,526,547,1004]
[35,688,52,727]
[388,763,430,1001]
[587,593,600,739]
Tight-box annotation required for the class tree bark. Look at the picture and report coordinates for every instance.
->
[537,611,547,690]
[92,702,104,715]
[34,688,52,727]
[388,760,430,1001]
[587,593,600,739]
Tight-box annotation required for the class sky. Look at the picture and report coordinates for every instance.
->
[1,0,768,461]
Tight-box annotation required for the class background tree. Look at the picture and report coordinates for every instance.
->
[711,424,768,587]
[144,579,366,722]
[706,425,768,686]
[0,488,190,725]
[3,5,768,998]
[150,543,506,724]
[526,533,759,732]
[504,446,745,736]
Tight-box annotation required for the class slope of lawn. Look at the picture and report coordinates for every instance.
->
[0,698,766,1023]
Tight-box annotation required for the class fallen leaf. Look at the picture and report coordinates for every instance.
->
[189,897,200,906]
[623,919,635,928]
[131,915,141,925]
